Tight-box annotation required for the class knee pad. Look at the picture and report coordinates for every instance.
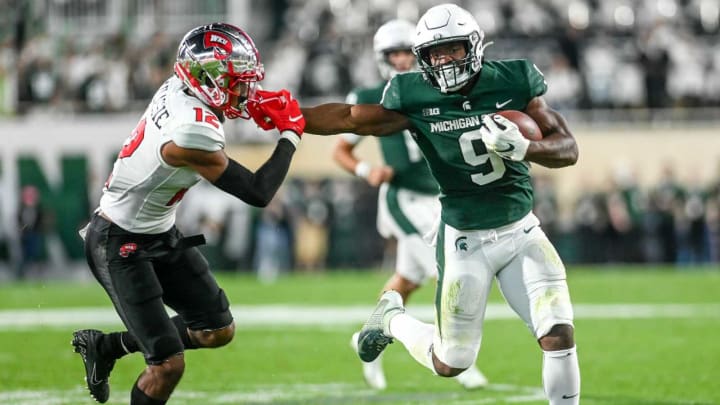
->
[434,343,477,370]
[531,285,574,338]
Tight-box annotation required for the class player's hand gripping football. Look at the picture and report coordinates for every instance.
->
[480,114,530,161]
[247,89,306,136]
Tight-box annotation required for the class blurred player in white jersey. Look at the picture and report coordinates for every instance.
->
[71,23,305,405]
[333,19,487,391]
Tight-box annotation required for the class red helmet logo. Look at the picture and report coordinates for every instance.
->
[204,31,233,60]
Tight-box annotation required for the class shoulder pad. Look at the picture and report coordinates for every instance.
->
[172,123,225,152]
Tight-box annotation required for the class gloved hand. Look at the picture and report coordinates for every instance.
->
[246,97,276,130]
[247,89,305,136]
[480,113,530,161]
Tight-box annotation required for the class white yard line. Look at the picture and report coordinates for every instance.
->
[0,383,547,405]
[0,303,718,329]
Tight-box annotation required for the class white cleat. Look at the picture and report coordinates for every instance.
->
[351,332,387,390]
[454,364,489,390]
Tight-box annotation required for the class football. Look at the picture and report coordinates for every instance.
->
[495,110,543,141]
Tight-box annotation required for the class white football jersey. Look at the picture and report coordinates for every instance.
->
[100,76,226,234]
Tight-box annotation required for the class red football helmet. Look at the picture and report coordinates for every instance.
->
[174,23,264,119]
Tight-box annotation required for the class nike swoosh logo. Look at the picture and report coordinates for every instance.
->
[90,364,102,385]
[288,115,303,122]
[562,393,579,399]
[523,225,536,234]
[495,144,515,153]
[495,99,512,109]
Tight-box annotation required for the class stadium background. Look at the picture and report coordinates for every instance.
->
[1,2,719,405]
[1,0,720,280]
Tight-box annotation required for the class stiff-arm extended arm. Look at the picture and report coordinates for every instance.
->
[301,103,410,136]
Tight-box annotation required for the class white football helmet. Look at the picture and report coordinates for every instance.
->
[413,4,489,93]
[373,19,417,80]
[174,23,264,119]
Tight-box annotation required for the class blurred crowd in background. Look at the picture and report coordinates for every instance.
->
[3,163,719,281]
[171,162,720,275]
[1,0,720,279]
[3,0,720,117]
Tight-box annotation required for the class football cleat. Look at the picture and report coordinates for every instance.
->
[351,332,387,390]
[72,329,116,403]
[454,364,489,389]
[357,290,405,362]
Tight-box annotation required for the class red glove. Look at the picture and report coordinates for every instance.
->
[248,89,305,136]
[246,95,276,130]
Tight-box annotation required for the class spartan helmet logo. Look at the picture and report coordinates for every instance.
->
[454,236,468,252]
[462,101,471,111]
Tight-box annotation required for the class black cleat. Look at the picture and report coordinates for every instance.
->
[72,329,115,403]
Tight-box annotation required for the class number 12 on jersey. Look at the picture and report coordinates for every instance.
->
[194,108,220,129]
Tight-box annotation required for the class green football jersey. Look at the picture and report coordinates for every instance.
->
[347,83,438,195]
[381,59,548,230]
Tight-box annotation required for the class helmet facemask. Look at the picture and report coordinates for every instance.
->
[415,31,486,93]
[174,23,265,119]
[217,64,263,119]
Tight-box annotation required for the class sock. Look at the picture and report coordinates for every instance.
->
[131,383,167,405]
[388,313,437,373]
[171,315,199,350]
[98,332,139,360]
[542,346,580,405]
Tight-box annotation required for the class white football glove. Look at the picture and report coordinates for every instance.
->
[480,114,530,161]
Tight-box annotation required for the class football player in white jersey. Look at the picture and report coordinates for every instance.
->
[333,19,487,390]
[71,23,305,405]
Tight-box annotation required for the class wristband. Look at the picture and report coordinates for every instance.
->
[354,161,371,178]
[280,130,301,148]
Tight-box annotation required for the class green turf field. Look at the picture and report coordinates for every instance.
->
[0,266,718,404]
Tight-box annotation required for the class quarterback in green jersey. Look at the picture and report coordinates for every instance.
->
[333,19,487,391]
[253,4,580,403]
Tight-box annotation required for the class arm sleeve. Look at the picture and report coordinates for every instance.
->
[212,139,296,207]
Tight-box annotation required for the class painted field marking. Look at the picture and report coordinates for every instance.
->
[0,303,718,330]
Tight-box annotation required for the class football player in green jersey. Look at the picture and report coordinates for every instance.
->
[333,19,487,391]
[251,4,580,403]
